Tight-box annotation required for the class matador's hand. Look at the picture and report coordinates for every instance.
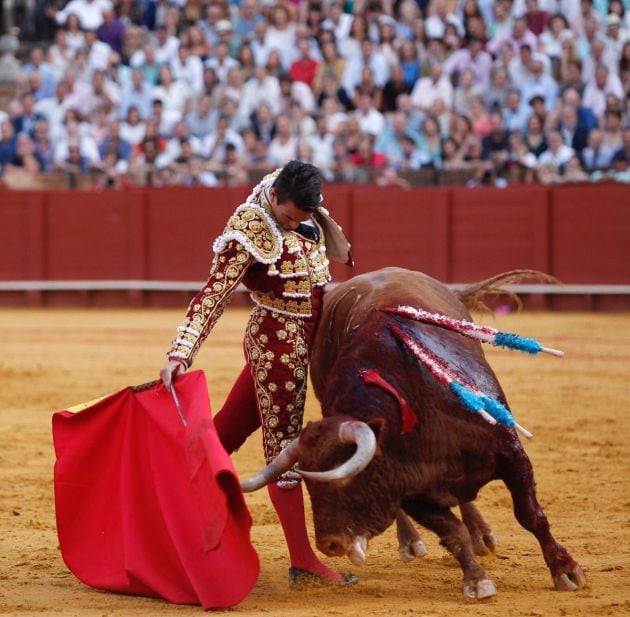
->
[160,360,187,388]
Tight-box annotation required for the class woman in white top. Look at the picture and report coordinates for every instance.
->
[120,106,147,146]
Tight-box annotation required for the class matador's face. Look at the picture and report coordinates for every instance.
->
[269,188,312,232]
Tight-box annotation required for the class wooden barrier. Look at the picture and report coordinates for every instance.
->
[1,183,629,310]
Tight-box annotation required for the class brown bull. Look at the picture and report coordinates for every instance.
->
[243,267,586,599]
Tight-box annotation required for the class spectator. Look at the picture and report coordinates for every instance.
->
[0,121,17,166]
[118,68,153,121]
[520,58,559,111]
[267,4,297,67]
[558,59,586,98]
[581,128,615,170]
[619,39,630,94]
[290,100,316,139]
[583,65,625,120]
[528,94,550,127]
[410,61,453,113]
[538,128,575,169]
[469,94,492,136]
[556,104,590,154]
[307,114,334,172]
[604,13,630,60]
[524,112,548,157]
[560,156,588,182]
[425,0,464,40]
[12,93,44,138]
[539,13,573,71]
[523,0,550,37]
[97,7,125,55]
[202,113,245,164]
[487,0,513,39]
[84,28,113,72]
[55,139,96,173]
[507,131,538,169]
[341,38,390,97]
[33,119,55,172]
[601,109,624,151]
[289,36,320,88]
[34,80,71,140]
[98,120,131,168]
[375,111,423,167]
[233,0,265,44]
[152,64,190,128]
[353,91,385,137]
[348,133,387,170]
[484,65,511,110]
[611,127,630,166]
[481,110,510,165]
[443,35,493,89]
[453,67,482,116]
[120,106,146,146]
[50,0,112,31]
[48,30,75,77]
[450,113,473,147]
[267,113,298,166]
[171,45,204,97]
[582,37,617,85]
[22,47,57,99]
[9,133,43,173]
[487,17,538,56]
[381,63,413,113]
[236,43,257,81]
[351,65,383,111]
[503,88,531,133]
[417,114,442,166]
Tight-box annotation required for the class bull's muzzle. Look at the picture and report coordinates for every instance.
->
[317,535,369,566]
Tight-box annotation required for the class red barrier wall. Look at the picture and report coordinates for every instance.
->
[1,184,629,309]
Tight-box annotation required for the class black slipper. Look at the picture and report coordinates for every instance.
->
[288,567,359,587]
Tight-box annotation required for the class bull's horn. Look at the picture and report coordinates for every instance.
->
[299,420,376,482]
[240,438,301,493]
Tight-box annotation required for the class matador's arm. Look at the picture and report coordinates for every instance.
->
[167,241,254,367]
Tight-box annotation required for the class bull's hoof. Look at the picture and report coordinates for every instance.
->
[288,567,359,587]
[462,578,497,600]
[553,564,586,591]
[399,538,428,562]
[471,532,497,556]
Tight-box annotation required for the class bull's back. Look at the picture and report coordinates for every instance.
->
[310,268,470,400]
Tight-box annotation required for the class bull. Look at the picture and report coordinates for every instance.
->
[242,268,586,599]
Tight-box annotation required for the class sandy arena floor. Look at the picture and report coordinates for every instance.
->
[1,307,629,617]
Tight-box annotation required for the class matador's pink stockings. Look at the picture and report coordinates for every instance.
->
[213,364,342,582]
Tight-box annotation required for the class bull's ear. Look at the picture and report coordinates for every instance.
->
[366,417,387,453]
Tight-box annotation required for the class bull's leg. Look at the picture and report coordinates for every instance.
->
[497,442,586,591]
[396,510,428,562]
[459,502,496,556]
[402,502,497,600]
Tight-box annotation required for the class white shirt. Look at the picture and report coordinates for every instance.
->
[354,108,385,137]
[55,0,112,30]
[538,144,575,168]
[410,77,453,110]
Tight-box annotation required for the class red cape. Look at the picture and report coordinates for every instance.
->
[52,371,259,609]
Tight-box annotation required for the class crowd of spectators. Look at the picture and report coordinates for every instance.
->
[0,0,630,189]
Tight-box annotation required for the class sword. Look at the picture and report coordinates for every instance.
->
[169,384,188,427]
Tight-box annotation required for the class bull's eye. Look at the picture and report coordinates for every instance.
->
[327,540,340,553]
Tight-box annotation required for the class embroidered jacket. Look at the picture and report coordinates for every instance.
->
[168,169,346,367]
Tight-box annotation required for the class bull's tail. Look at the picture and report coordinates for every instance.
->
[456,270,560,314]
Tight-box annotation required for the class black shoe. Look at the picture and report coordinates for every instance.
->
[288,567,359,587]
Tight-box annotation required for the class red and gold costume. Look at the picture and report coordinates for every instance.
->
[167,169,351,464]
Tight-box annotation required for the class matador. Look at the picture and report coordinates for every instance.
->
[160,161,355,586]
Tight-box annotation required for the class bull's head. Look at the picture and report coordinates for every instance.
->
[241,417,399,566]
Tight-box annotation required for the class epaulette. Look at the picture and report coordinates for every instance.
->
[212,203,283,264]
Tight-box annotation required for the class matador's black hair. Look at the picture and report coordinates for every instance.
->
[273,160,323,212]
